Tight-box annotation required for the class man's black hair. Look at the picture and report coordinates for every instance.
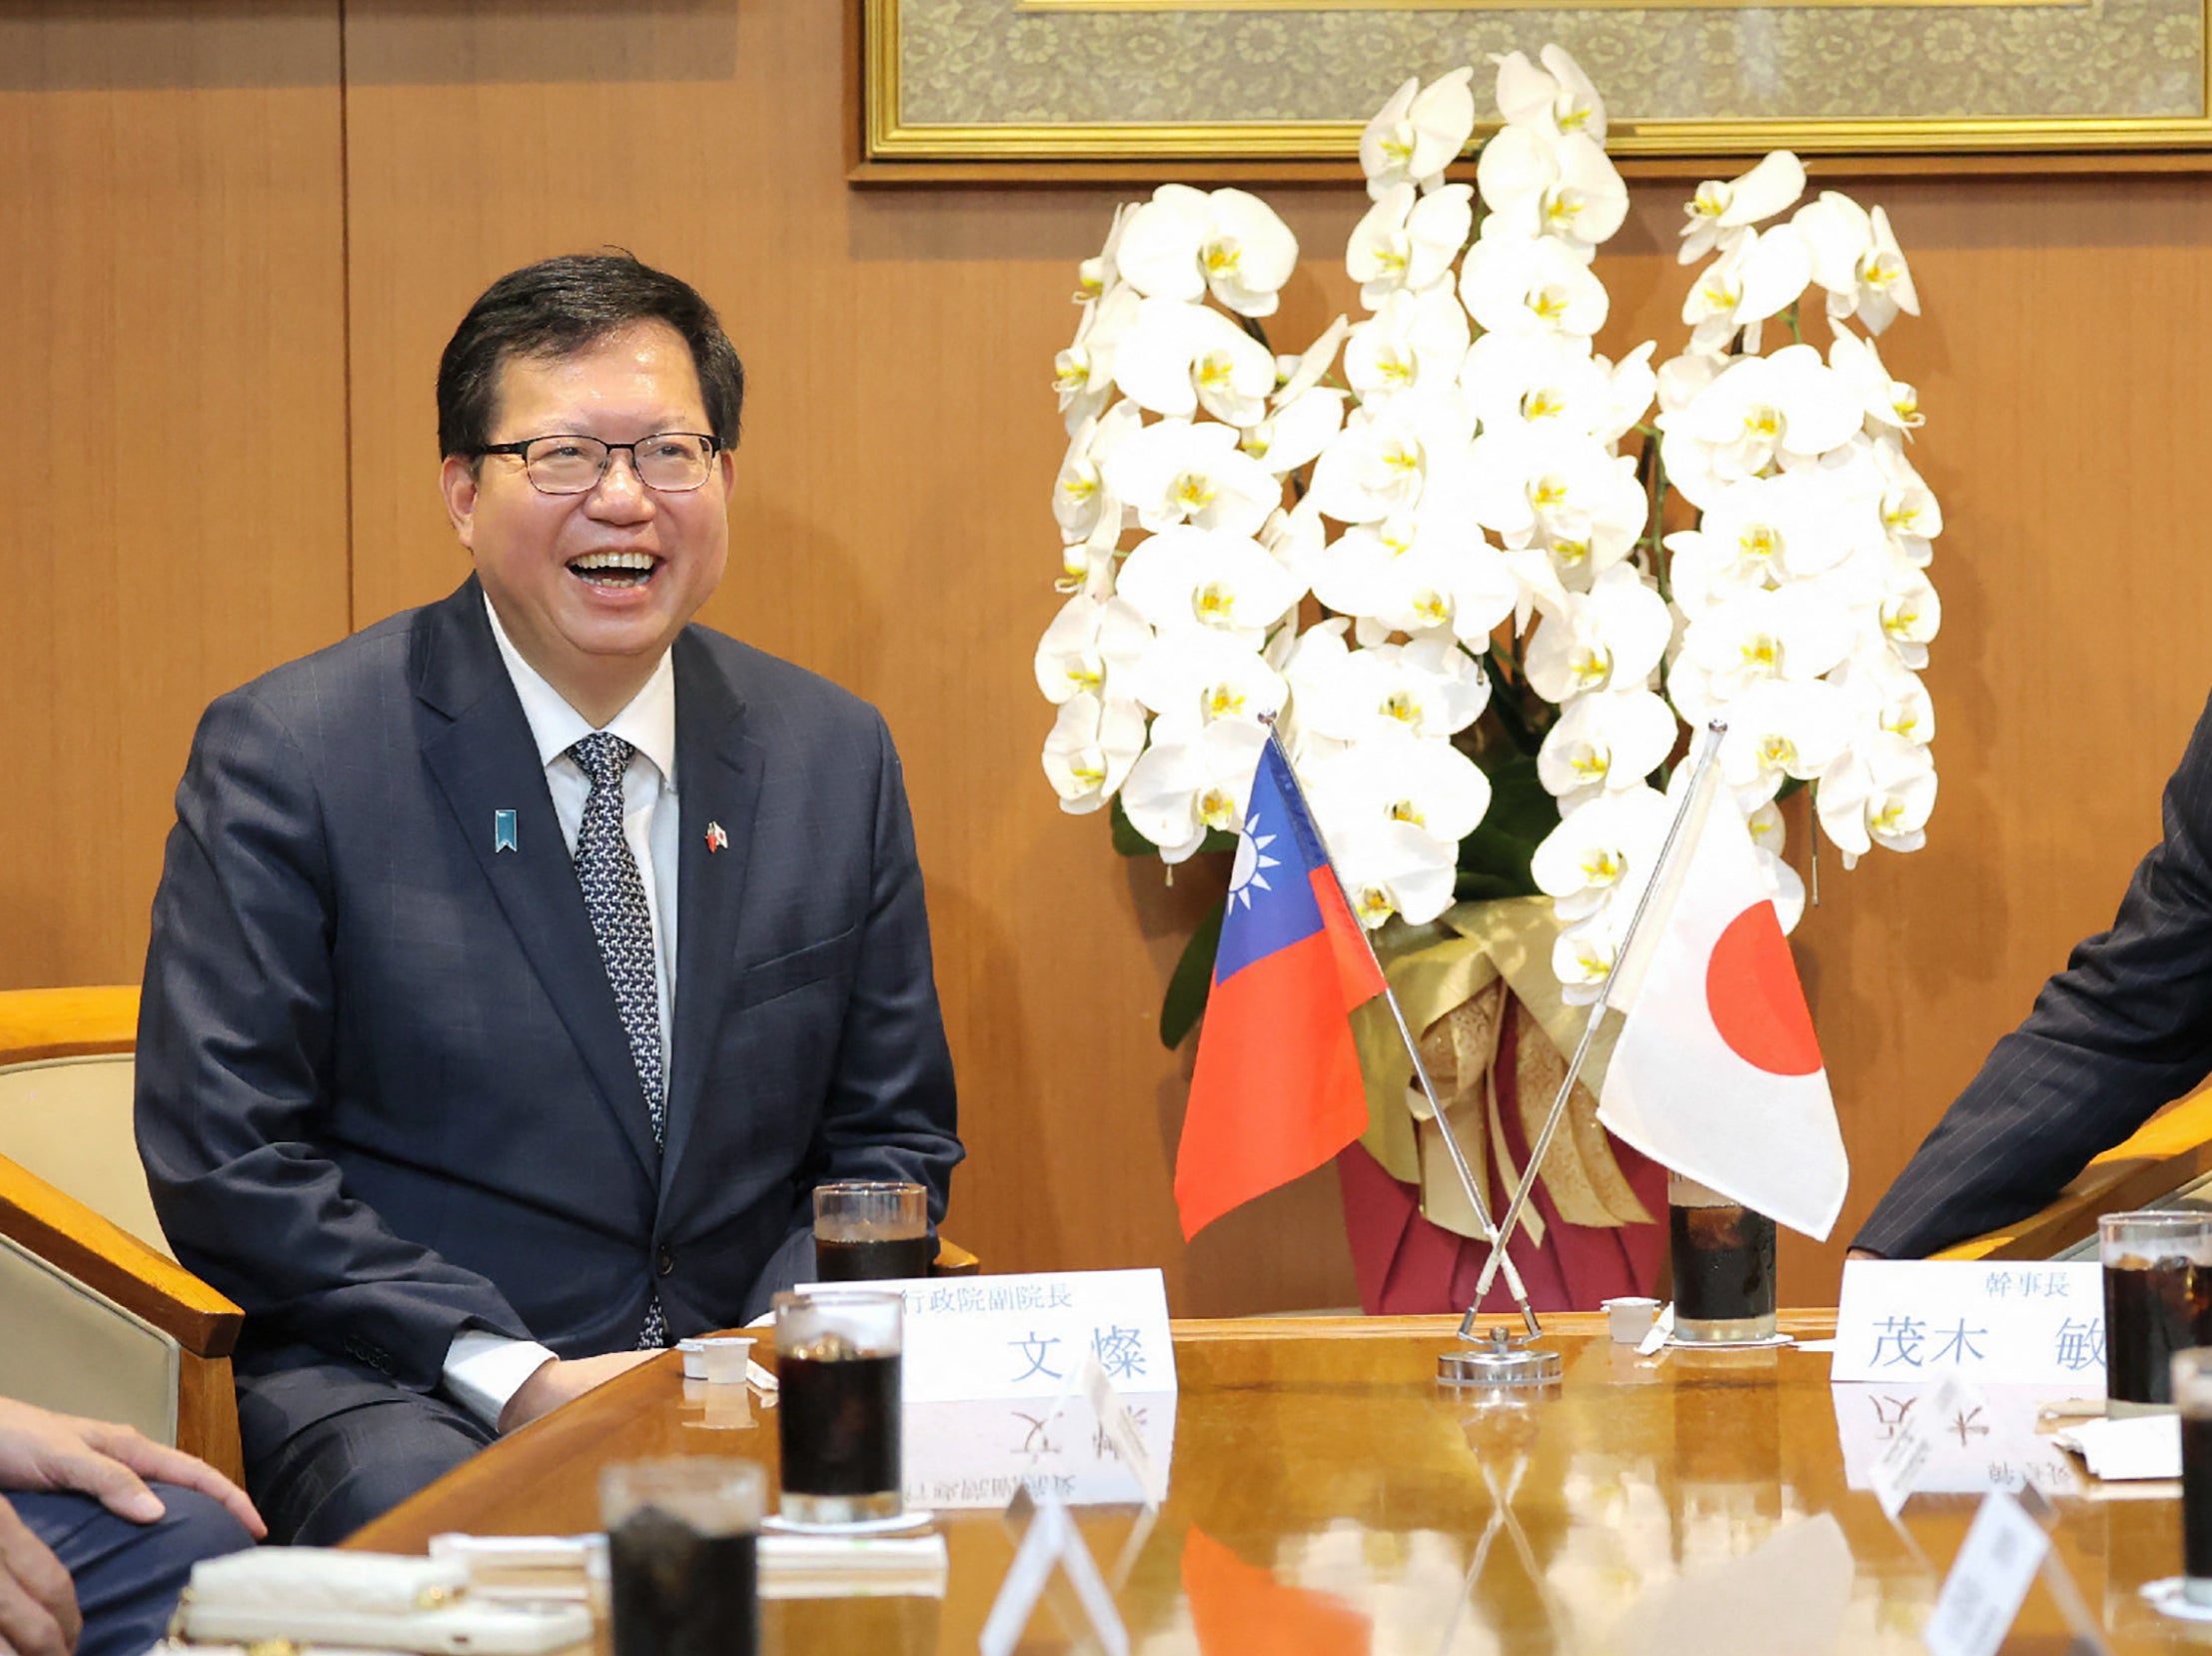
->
[437,252,744,461]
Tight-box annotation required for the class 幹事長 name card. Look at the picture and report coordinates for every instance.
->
[1831,1260,2105,1386]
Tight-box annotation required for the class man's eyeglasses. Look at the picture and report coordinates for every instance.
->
[475,433,720,496]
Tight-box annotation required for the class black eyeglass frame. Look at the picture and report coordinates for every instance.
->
[473,431,723,495]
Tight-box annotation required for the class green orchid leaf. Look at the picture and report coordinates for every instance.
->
[1160,896,1226,1050]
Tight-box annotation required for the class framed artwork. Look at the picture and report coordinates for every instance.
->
[861,0,2212,169]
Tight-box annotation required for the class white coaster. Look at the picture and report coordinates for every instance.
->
[1665,1333,1795,1350]
[763,1510,937,1538]
[2140,1578,2212,1621]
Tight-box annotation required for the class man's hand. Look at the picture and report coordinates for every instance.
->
[498,1352,659,1433]
[0,1400,263,1539]
[0,1496,78,1656]
[1846,1248,1885,1262]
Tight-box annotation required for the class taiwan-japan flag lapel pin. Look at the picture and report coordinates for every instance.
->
[705,821,728,854]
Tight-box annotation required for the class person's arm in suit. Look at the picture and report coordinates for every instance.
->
[1855,689,2212,1257]
[135,687,541,1391]
[740,712,962,1313]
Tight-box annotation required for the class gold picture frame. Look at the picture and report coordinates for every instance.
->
[861,0,2212,172]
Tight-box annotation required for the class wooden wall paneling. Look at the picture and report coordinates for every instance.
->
[0,1,350,990]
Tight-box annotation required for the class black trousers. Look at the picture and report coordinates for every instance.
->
[14,1482,254,1656]
[244,1380,495,1546]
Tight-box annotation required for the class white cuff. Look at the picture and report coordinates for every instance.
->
[442,1331,557,1430]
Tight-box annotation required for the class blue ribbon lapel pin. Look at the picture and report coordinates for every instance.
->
[494,810,519,853]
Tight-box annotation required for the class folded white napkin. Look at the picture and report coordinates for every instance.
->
[2052,1412,2182,1480]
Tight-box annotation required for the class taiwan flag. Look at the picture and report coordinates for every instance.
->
[1174,738,1387,1241]
[1597,763,1848,1240]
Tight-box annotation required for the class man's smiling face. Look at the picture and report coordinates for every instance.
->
[441,319,733,721]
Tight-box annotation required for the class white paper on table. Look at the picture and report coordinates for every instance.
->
[1625,1513,1854,1656]
[2052,1412,2182,1481]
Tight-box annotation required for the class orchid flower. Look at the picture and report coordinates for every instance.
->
[1113,298,1277,425]
[1114,185,1301,318]
[1816,732,1937,864]
[1293,634,1490,745]
[1494,45,1607,145]
[1523,564,1671,703]
[1102,418,1280,538]
[1461,230,1610,340]
[1476,128,1628,260]
[1359,68,1478,198]
[1119,715,1272,861]
[1241,386,1346,477]
[1795,194,1919,333]
[1033,592,1152,705]
[1344,284,1471,406]
[1307,389,1476,525]
[1677,584,1854,705]
[1536,689,1677,805]
[1676,151,1806,264]
[1052,285,1140,434]
[1347,183,1474,308]
[1714,678,1852,809]
[1052,400,1141,554]
[1531,785,1673,923]
[1658,345,1866,509]
[1042,692,1148,815]
[1308,510,1517,642]
[1127,626,1288,729]
[1116,525,1305,646]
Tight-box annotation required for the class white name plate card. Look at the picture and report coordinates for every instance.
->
[1830,1260,2105,1386]
[795,1268,1176,1404]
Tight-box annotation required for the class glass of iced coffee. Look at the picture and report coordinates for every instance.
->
[601,1457,765,1656]
[812,1181,932,1281]
[1668,1173,1777,1343]
[2101,1211,2212,1416]
[773,1288,904,1525]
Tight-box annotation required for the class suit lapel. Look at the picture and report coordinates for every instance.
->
[660,631,766,1190]
[413,581,661,1180]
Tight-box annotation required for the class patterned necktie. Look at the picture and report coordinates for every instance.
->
[568,732,669,1349]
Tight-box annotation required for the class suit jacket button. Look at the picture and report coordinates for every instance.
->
[656,1246,675,1277]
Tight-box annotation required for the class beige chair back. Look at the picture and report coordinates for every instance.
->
[0,1053,170,1257]
[0,1230,178,1442]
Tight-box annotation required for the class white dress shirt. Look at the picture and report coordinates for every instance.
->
[440,596,683,1427]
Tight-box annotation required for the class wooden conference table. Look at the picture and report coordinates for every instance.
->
[353,1312,2196,1653]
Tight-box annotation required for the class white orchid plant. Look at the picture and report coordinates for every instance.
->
[1038,50,1939,1042]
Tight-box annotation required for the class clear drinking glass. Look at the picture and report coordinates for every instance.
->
[773,1288,904,1524]
[811,1181,932,1281]
[601,1457,765,1656]
[1668,1172,1777,1343]
[2177,1349,2212,1605]
[2100,1210,2212,1416]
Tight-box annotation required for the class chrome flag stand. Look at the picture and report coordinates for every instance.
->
[1257,721,1544,1362]
[1463,721,1730,1324]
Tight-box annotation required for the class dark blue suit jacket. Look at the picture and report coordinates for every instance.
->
[1856,690,2212,1257]
[134,578,960,1438]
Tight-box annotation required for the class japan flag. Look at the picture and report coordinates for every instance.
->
[1597,764,1849,1241]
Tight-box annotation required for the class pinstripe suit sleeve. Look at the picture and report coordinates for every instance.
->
[1855,690,2212,1258]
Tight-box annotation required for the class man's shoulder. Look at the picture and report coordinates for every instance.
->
[215,594,454,727]
[679,623,886,741]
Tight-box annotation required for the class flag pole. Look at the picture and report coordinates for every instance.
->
[1257,719,1543,1340]
[1466,720,1730,1315]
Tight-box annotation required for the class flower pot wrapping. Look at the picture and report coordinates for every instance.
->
[1343,896,1664,1313]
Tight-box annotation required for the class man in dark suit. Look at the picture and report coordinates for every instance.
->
[135,254,961,1543]
[1855,694,2212,1257]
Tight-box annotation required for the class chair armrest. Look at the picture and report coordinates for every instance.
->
[1934,1087,2212,1262]
[931,1237,980,1277]
[0,1155,240,1357]
[0,986,138,1064]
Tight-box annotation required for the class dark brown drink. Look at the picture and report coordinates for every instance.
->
[1671,1202,1776,1325]
[813,1234,933,1282]
[2186,1415,2212,1586]
[607,1504,757,1656]
[2103,1255,2212,1406]
[777,1348,901,1521]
